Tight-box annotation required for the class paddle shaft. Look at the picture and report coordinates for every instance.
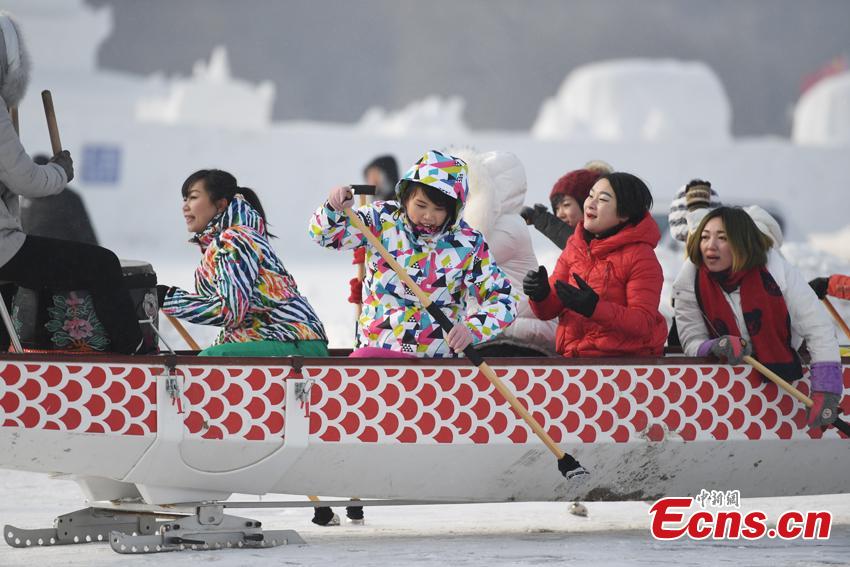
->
[823,297,850,342]
[343,208,567,460]
[743,355,850,436]
[41,90,62,155]
[355,194,368,319]
[9,106,18,135]
[165,314,201,351]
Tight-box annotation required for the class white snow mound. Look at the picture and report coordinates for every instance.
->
[135,46,275,130]
[358,95,469,137]
[793,71,850,147]
[532,59,732,143]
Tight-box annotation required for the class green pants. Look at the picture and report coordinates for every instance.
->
[199,340,329,357]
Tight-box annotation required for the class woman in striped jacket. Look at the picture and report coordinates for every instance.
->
[159,169,327,357]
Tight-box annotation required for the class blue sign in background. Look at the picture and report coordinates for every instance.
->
[81,144,122,185]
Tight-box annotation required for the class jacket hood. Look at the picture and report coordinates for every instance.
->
[0,12,30,107]
[454,148,526,237]
[396,150,468,229]
[193,194,265,247]
[575,211,660,255]
[743,205,784,248]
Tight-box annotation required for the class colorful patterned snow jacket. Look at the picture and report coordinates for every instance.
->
[162,194,327,345]
[308,150,518,357]
[530,212,667,357]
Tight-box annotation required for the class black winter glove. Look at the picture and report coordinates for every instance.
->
[554,274,599,317]
[523,265,550,302]
[809,277,830,300]
[156,284,174,307]
[520,203,548,225]
[49,150,74,183]
[520,206,536,225]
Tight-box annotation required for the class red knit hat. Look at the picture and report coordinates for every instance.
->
[549,169,600,211]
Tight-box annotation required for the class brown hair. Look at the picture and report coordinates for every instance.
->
[686,207,772,272]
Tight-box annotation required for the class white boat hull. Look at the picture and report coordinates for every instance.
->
[1,355,848,504]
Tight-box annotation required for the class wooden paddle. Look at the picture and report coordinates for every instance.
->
[343,187,587,479]
[165,314,201,351]
[41,90,62,154]
[822,297,850,343]
[743,354,850,436]
[355,191,369,319]
[9,106,18,135]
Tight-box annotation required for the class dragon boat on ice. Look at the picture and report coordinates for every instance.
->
[1,346,849,553]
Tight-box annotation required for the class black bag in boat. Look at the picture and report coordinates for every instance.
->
[11,259,158,352]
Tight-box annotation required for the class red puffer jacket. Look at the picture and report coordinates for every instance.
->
[530,212,667,357]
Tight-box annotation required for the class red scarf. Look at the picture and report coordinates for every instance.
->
[695,266,802,381]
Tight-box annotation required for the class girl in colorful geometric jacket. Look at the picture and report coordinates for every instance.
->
[159,169,328,357]
[308,150,518,358]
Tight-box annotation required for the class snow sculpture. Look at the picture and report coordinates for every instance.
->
[135,46,275,130]
[358,95,469,137]
[531,59,732,143]
[793,72,850,147]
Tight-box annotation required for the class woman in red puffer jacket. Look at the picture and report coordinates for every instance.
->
[523,172,667,357]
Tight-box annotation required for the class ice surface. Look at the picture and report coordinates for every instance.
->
[1,469,850,566]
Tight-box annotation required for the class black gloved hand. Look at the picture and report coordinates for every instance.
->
[49,150,74,183]
[522,265,550,302]
[554,274,599,317]
[520,204,549,225]
[809,277,830,300]
[156,284,173,307]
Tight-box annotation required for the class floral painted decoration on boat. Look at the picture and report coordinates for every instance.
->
[45,292,110,351]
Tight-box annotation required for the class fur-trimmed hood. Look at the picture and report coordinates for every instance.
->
[0,12,30,107]
[452,149,526,238]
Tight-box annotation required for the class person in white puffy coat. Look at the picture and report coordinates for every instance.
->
[454,149,557,356]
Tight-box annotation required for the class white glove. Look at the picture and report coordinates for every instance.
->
[328,185,354,211]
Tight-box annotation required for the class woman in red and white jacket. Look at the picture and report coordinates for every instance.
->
[674,207,842,429]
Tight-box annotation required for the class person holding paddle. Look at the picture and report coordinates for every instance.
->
[0,11,149,354]
[673,207,843,428]
[309,149,518,358]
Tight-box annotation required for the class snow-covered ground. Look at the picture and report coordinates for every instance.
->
[2,469,850,566]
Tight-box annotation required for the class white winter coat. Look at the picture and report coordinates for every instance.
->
[457,149,557,353]
[673,249,840,364]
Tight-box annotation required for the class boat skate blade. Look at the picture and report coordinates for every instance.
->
[109,513,305,554]
[5,507,160,548]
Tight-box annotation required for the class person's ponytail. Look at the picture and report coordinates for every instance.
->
[235,186,275,238]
